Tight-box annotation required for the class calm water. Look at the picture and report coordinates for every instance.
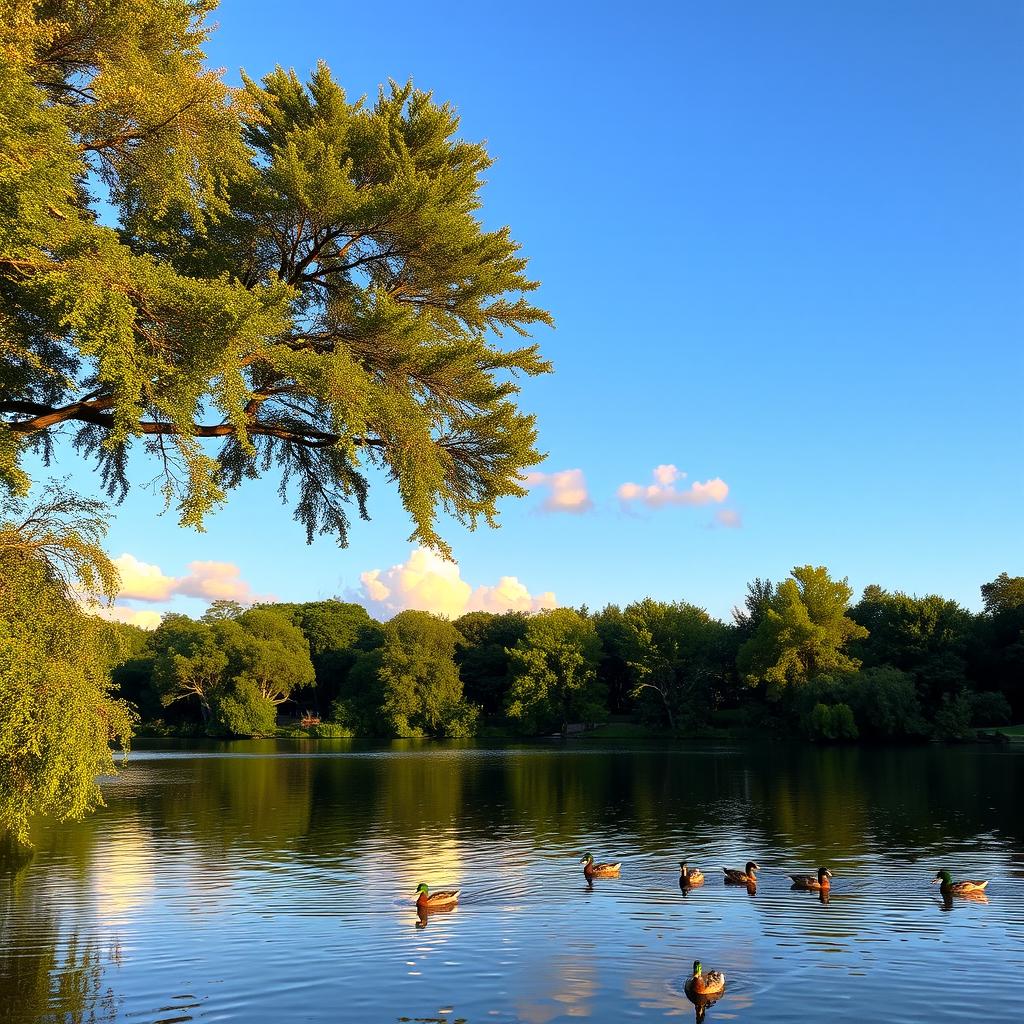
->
[2,740,1023,1023]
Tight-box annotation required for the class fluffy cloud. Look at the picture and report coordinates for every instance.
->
[114,554,271,604]
[88,603,165,629]
[618,465,729,508]
[713,508,743,529]
[357,548,557,619]
[524,468,593,514]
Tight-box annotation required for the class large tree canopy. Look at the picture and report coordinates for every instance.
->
[1,1,551,552]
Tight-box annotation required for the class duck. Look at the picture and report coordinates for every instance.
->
[723,861,759,885]
[790,867,832,891]
[685,959,726,998]
[581,853,621,878]
[679,861,705,887]
[414,882,459,910]
[932,869,988,897]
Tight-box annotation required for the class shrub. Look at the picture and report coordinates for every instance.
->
[805,702,859,741]
[969,691,1012,727]
[211,679,277,737]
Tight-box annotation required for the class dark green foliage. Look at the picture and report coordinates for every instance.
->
[345,610,477,737]
[851,587,974,704]
[975,574,1024,717]
[454,611,528,715]
[111,568,1024,743]
[844,667,927,739]
[969,691,1011,727]
[932,690,975,742]
[806,702,859,741]
[505,609,606,735]
[620,598,728,731]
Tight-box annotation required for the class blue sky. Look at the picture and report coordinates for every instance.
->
[52,0,1024,623]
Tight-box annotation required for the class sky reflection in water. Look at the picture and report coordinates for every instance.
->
[1,741,1023,1023]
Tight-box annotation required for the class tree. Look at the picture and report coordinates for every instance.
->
[976,573,1024,717]
[505,609,605,735]
[850,587,974,705]
[1,1,551,554]
[621,599,725,731]
[278,600,381,712]
[738,566,867,698]
[454,610,528,716]
[0,485,134,844]
[201,600,244,622]
[150,616,229,725]
[350,611,477,737]
[220,608,315,707]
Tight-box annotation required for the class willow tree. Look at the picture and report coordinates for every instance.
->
[0,485,135,845]
[1,1,551,552]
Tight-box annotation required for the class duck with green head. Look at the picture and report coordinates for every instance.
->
[932,869,988,897]
[415,882,459,909]
[685,959,726,998]
[580,853,621,878]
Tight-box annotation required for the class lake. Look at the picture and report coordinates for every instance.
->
[2,740,1023,1023]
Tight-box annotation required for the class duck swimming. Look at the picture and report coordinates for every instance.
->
[415,882,459,909]
[581,853,621,878]
[932,869,988,897]
[723,861,759,885]
[790,867,832,891]
[679,862,705,886]
[685,959,726,998]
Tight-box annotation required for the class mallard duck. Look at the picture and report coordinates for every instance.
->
[790,867,832,890]
[723,861,759,884]
[932,869,988,897]
[415,882,459,909]
[581,853,621,878]
[685,959,726,998]
[679,861,705,886]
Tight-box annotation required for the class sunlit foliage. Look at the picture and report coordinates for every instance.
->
[0,485,134,844]
[1,1,551,553]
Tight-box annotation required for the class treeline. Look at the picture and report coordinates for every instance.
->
[112,566,1024,742]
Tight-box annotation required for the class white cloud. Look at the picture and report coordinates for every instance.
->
[113,554,271,604]
[524,468,593,514]
[618,466,729,508]
[89,604,166,629]
[713,508,743,529]
[357,548,557,619]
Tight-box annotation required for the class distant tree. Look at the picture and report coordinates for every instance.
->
[505,609,605,735]
[150,616,229,726]
[592,604,634,715]
[201,600,245,622]
[221,608,314,707]
[844,667,926,739]
[280,600,382,712]
[0,485,134,844]
[1,3,551,553]
[850,588,974,705]
[738,566,867,698]
[454,610,528,716]
[981,573,1024,614]
[976,573,1024,717]
[621,599,724,731]
[732,578,777,638]
[343,611,477,737]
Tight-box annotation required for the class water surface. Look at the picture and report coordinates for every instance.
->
[2,740,1023,1023]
